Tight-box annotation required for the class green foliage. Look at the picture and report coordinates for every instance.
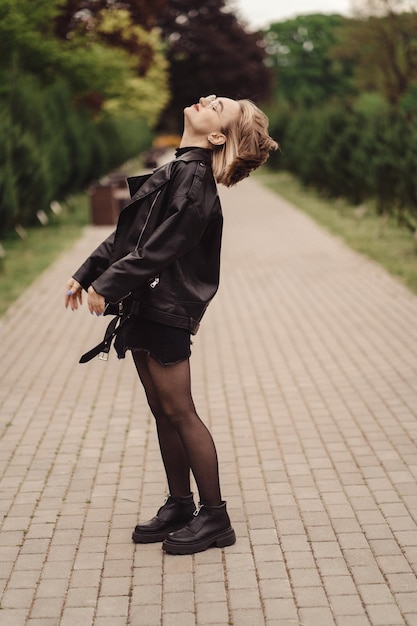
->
[0,0,169,125]
[98,10,169,125]
[0,72,152,237]
[0,0,63,72]
[399,83,417,114]
[0,0,127,97]
[268,104,417,224]
[98,10,169,124]
[0,0,166,237]
[333,0,417,105]
[0,193,90,316]
[265,14,355,107]
[353,92,391,116]
[264,5,417,229]
[264,4,417,111]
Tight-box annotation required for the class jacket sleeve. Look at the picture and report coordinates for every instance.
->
[91,194,206,303]
[72,230,116,290]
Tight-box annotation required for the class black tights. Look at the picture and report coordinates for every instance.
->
[132,351,222,507]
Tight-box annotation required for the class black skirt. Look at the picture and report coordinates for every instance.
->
[114,315,192,365]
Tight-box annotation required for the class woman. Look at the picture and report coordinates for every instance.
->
[65,95,278,555]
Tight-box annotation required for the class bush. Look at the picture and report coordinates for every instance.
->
[0,73,152,237]
[268,101,417,223]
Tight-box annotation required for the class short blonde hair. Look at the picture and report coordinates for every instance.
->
[211,100,278,187]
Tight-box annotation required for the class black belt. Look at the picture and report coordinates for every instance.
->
[79,301,137,363]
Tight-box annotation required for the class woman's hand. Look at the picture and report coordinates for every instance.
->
[65,278,83,310]
[87,286,105,316]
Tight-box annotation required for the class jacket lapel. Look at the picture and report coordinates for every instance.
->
[126,161,173,205]
[127,173,152,198]
[125,149,212,208]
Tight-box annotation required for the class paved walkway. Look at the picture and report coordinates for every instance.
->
[1,175,417,626]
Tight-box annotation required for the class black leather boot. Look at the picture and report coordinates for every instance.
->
[162,501,236,555]
[132,494,196,543]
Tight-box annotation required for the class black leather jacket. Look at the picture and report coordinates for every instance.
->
[73,149,223,334]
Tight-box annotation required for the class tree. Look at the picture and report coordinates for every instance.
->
[0,0,163,234]
[51,0,274,130]
[333,0,417,105]
[94,9,169,124]
[154,0,274,131]
[264,13,355,108]
[0,0,169,124]
[53,0,170,122]
[54,0,167,35]
[54,0,168,76]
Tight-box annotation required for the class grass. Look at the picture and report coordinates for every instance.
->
[0,156,146,318]
[258,169,417,296]
[0,194,89,316]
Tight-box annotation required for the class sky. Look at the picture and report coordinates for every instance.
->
[233,0,353,27]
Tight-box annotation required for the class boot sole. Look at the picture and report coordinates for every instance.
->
[162,527,236,555]
[132,530,168,543]
[132,520,191,544]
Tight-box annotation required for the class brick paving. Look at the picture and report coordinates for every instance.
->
[1,176,417,625]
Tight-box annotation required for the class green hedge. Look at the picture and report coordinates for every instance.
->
[0,74,152,237]
[268,102,417,226]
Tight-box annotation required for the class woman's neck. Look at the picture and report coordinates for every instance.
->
[179,131,212,150]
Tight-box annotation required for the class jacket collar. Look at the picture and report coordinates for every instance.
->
[175,148,213,163]
[127,148,213,200]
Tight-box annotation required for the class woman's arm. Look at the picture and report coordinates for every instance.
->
[64,231,115,313]
[72,230,116,290]
[91,194,205,304]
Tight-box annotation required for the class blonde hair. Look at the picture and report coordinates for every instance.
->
[211,100,278,187]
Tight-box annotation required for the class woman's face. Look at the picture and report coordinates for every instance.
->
[184,95,241,136]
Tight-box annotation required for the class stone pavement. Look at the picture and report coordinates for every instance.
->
[1,175,417,626]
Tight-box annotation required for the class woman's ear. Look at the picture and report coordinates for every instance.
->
[207,131,226,147]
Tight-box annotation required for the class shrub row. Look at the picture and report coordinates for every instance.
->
[0,74,152,237]
[268,102,417,226]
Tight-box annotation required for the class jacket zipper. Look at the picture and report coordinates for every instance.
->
[134,188,162,291]
[135,189,162,252]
